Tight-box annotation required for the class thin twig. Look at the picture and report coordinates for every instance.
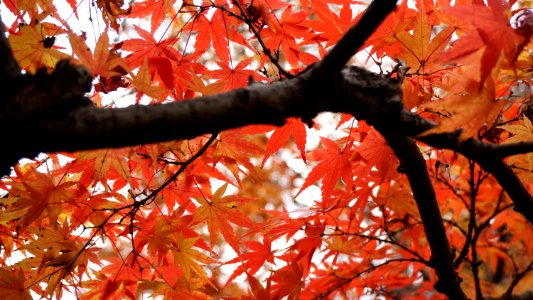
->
[230,0,294,79]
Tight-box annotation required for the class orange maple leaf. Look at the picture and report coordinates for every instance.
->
[210,130,265,183]
[394,9,454,73]
[225,237,275,285]
[6,169,76,225]
[69,148,136,191]
[186,72,224,96]
[499,116,533,143]
[80,277,136,300]
[499,116,533,171]
[130,59,171,102]
[378,179,421,218]
[69,32,126,78]
[271,261,305,300]
[147,270,209,298]
[0,268,32,300]
[365,0,417,58]
[192,184,255,252]
[0,268,33,300]
[261,118,307,167]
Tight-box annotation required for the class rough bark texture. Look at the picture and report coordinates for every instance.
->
[1,0,533,298]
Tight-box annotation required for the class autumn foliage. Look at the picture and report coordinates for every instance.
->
[0,0,532,299]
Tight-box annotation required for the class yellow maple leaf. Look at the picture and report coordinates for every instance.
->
[172,234,214,284]
[499,116,533,171]
[499,116,533,143]
[9,23,67,73]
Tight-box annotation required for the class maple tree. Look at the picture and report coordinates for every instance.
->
[0,0,532,298]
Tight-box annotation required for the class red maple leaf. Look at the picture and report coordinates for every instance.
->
[224,236,275,285]
[208,58,257,90]
[128,0,174,33]
[297,137,354,198]
[261,118,307,167]
[439,1,525,83]
[260,6,314,68]
[357,130,399,183]
[271,260,305,300]
[121,25,181,69]
[305,3,356,48]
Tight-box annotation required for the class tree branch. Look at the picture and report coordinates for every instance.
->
[2,65,399,166]
[0,17,22,86]
[380,133,468,300]
[489,141,533,158]
[472,158,533,223]
[1,52,532,225]
[415,136,533,225]
[312,0,397,78]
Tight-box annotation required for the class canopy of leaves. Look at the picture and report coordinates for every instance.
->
[0,0,532,299]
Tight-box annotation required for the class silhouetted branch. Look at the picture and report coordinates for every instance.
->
[1,38,532,225]
[490,141,533,158]
[313,0,397,77]
[381,133,468,300]
[0,17,21,85]
[411,134,533,225]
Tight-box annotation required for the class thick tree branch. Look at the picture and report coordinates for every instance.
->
[489,141,533,158]
[381,133,468,300]
[313,0,397,77]
[0,17,22,85]
[1,59,531,225]
[2,65,399,168]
